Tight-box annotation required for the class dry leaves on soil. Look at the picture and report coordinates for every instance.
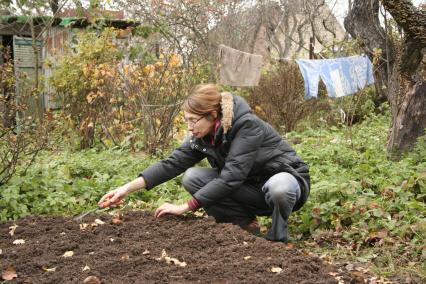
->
[1,265,17,281]
[83,276,101,284]
[8,225,18,236]
[42,267,57,272]
[12,239,25,245]
[62,251,74,257]
[156,249,187,267]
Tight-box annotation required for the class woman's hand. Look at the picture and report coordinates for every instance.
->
[98,186,129,208]
[154,203,190,218]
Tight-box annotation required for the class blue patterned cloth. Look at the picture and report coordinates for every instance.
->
[296,55,375,99]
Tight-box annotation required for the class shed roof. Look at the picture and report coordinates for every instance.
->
[0,15,139,36]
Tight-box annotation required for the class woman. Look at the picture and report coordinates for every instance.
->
[99,84,310,242]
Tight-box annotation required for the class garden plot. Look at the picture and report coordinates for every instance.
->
[1,211,361,283]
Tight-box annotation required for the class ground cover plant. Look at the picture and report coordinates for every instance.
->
[288,112,426,282]
[1,111,425,282]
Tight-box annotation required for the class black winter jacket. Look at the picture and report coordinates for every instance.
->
[139,94,310,211]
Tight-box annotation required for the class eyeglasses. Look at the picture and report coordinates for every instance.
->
[185,116,204,127]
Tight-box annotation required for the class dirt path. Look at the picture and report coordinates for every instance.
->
[1,211,359,283]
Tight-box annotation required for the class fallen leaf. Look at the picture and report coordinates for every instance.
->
[60,232,66,236]
[244,256,251,260]
[82,265,90,272]
[42,267,56,272]
[285,243,295,249]
[355,266,369,272]
[113,209,123,218]
[367,229,388,241]
[243,241,248,246]
[9,225,18,236]
[94,219,105,225]
[111,217,122,225]
[312,207,321,215]
[350,271,365,282]
[80,223,89,230]
[156,250,167,261]
[142,250,150,255]
[83,276,101,284]
[1,265,17,280]
[193,211,205,217]
[62,251,74,258]
[167,257,187,267]
[0,249,2,255]
[12,239,25,245]
[121,254,130,261]
[156,249,187,267]
[271,267,282,274]
[112,210,123,225]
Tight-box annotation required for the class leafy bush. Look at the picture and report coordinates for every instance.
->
[247,63,381,133]
[0,48,48,185]
[247,63,332,132]
[49,28,207,152]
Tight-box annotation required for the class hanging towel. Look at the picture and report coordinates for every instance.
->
[218,44,263,87]
[296,55,375,99]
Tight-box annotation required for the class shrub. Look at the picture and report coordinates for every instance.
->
[0,48,48,185]
[247,63,333,132]
[247,62,381,134]
[49,28,207,153]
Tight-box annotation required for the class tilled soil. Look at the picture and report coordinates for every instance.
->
[1,211,359,283]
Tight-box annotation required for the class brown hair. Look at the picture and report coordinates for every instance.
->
[183,84,222,118]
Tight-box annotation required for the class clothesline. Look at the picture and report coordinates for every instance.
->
[217,44,375,99]
[275,55,385,76]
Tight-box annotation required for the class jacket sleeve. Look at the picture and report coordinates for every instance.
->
[193,119,264,206]
[138,139,205,190]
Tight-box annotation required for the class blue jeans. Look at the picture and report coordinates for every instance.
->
[182,167,301,242]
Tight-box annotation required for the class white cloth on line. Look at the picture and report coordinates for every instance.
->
[218,44,263,87]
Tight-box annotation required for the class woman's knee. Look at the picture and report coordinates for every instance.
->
[182,167,217,194]
[264,172,301,201]
[182,167,199,193]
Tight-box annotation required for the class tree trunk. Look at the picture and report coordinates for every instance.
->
[344,0,394,102]
[345,0,426,155]
[388,80,426,153]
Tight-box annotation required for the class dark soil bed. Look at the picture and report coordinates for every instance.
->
[1,211,359,283]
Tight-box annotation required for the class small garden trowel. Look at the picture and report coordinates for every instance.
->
[73,200,111,222]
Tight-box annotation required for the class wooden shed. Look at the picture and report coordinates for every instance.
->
[0,14,138,120]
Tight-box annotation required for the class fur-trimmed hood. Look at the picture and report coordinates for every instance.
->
[188,93,253,146]
[219,92,252,136]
